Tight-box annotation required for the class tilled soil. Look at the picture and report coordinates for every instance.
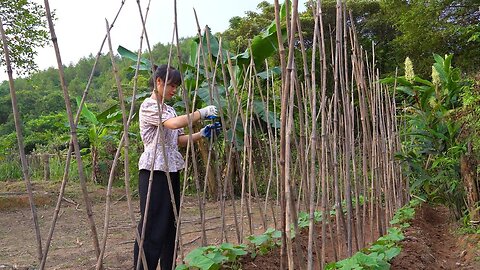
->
[0,181,272,270]
[390,204,480,270]
[239,204,480,270]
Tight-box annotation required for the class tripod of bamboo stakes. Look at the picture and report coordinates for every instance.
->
[0,0,409,269]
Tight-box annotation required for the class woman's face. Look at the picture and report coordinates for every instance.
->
[156,78,178,101]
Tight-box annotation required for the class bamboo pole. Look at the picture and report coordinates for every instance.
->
[306,1,320,267]
[262,60,277,223]
[43,0,101,260]
[340,1,354,256]
[95,18,133,269]
[38,3,127,268]
[273,1,287,267]
[0,16,43,263]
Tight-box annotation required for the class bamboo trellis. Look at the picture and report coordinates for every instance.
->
[0,1,409,270]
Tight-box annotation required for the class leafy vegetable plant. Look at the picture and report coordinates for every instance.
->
[326,199,419,270]
[246,227,282,258]
[175,243,247,270]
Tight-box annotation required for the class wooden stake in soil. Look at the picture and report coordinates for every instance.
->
[0,16,43,263]
[43,0,101,261]
[38,3,128,268]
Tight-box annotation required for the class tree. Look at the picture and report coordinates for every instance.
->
[221,1,276,53]
[0,0,50,75]
[375,0,480,76]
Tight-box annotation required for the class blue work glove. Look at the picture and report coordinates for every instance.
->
[198,105,218,120]
[200,122,222,139]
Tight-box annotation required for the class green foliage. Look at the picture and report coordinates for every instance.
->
[327,200,420,270]
[372,0,480,76]
[385,54,472,215]
[175,243,247,270]
[0,0,51,75]
[246,227,282,258]
[390,199,421,229]
[458,76,480,154]
[326,227,404,270]
[76,99,123,184]
[0,155,22,181]
[221,1,276,54]
[297,211,323,229]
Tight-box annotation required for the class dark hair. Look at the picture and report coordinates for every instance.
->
[149,64,182,89]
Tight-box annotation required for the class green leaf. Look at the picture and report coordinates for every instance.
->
[337,257,361,270]
[175,264,188,270]
[196,86,227,109]
[414,76,434,87]
[396,86,414,96]
[353,252,379,268]
[117,45,152,70]
[248,234,269,246]
[271,229,282,239]
[205,251,228,265]
[76,97,98,125]
[384,247,401,261]
[256,66,281,80]
[189,255,218,270]
[125,91,151,104]
[253,99,280,129]
[185,247,208,262]
[325,262,339,270]
[367,252,385,262]
[433,63,447,83]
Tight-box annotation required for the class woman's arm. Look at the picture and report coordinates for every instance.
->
[178,131,203,147]
[163,111,202,129]
[163,105,218,129]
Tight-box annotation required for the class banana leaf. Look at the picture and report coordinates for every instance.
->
[233,2,288,67]
[253,99,280,129]
[76,97,98,125]
[117,45,152,71]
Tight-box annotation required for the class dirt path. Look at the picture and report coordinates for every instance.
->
[391,204,480,270]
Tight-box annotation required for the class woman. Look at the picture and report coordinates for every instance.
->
[134,64,219,270]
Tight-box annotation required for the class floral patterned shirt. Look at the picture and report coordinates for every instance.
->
[138,97,185,172]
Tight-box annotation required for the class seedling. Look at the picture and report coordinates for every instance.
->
[246,227,282,258]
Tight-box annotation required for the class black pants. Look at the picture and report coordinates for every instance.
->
[134,170,180,270]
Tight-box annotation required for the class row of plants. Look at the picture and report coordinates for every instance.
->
[326,199,421,270]
[175,197,409,270]
[175,209,322,270]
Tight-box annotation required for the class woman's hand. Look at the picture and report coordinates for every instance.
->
[198,105,218,119]
[200,122,222,139]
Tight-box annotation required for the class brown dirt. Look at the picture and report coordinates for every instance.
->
[238,204,480,270]
[239,215,380,269]
[2,181,479,270]
[390,204,480,270]
[0,180,273,270]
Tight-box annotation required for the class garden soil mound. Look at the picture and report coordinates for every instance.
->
[240,204,480,270]
[390,204,479,270]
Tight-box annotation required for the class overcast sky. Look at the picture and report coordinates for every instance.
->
[0,0,307,82]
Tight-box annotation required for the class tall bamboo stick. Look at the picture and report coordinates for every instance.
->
[43,0,101,260]
[306,2,320,267]
[273,1,287,267]
[39,3,127,268]
[0,16,43,263]
[95,18,132,270]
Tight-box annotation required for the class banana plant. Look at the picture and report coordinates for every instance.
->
[76,98,122,184]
